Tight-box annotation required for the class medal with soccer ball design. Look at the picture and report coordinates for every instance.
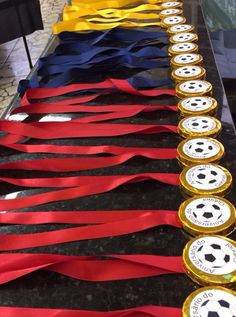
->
[177,96,218,117]
[167,24,195,35]
[183,235,236,286]
[159,8,183,19]
[160,1,183,9]
[178,116,222,138]
[161,15,186,28]
[179,163,232,197]
[171,66,206,82]
[168,42,198,55]
[182,286,236,317]
[170,32,198,44]
[177,137,224,166]
[171,53,203,69]
[178,195,235,236]
[176,80,212,98]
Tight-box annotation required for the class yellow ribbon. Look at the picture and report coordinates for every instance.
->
[63,4,168,21]
[70,0,171,10]
[53,18,163,34]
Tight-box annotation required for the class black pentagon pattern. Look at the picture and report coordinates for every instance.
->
[205,254,216,262]
[211,244,221,249]
[218,300,230,308]
[202,212,213,219]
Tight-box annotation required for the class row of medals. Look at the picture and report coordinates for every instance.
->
[154,1,235,317]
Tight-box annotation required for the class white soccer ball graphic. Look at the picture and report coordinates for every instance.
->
[183,97,210,110]
[186,117,213,131]
[193,202,223,223]
[200,298,236,317]
[194,167,219,186]
[196,243,231,269]
[187,140,214,156]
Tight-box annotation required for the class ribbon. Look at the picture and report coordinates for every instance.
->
[12,104,177,119]
[58,29,168,45]
[19,76,175,98]
[0,253,185,284]
[53,19,164,34]
[71,0,165,10]
[0,148,177,172]
[0,306,182,317]
[1,143,178,156]
[63,4,171,20]
[21,78,176,103]
[0,121,177,142]
[0,173,179,211]
[0,210,181,250]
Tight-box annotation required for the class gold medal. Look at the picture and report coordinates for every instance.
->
[159,8,183,18]
[183,235,236,286]
[178,195,235,236]
[182,286,236,317]
[167,24,195,35]
[176,80,212,98]
[171,66,206,83]
[177,96,217,117]
[171,53,203,69]
[170,32,198,44]
[177,137,224,166]
[177,116,221,138]
[179,163,232,197]
[161,15,186,28]
[160,1,183,9]
[168,42,198,56]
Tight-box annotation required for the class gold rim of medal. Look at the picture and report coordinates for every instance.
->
[158,0,236,309]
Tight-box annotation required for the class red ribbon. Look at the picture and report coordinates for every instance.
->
[0,173,179,210]
[0,305,182,317]
[0,210,181,250]
[0,253,185,284]
[12,104,177,118]
[22,78,176,106]
[1,143,177,157]
[0,121,177,143]
[0,148,177,172]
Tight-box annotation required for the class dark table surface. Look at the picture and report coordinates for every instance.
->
[0,0,235,310]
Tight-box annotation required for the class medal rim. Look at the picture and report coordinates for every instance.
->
[177,136,224,166]
[177,96,217,117]
[171,65,206,82]
[168,42,198,56]
[161,15,186,28]
[167,24,195,35]
[182,285,236,317]
[178,194,235,236]
[177,115,222,139]
[171,53,203,69]
[161,1,183,9]
[169,32,198,44]
[183,234,236,286]
[179,163,233,197]
[176,80,213,98]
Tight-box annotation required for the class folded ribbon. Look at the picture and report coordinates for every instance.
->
[0,210,181,250]
[0,253,185,284]
[0,305,182,317]
[0,172,179,211]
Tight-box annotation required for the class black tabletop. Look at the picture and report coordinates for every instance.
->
[0,0,235,311]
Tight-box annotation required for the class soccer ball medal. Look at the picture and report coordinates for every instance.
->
[177,96,218,117]
[177,116,222,138]
[177,137,224,166]
[178,196,236,236]
[182,286,236,317]
[183,235,236,286]
[179,163,232,197]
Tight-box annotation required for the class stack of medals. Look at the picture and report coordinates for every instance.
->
[166,2,236,315]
